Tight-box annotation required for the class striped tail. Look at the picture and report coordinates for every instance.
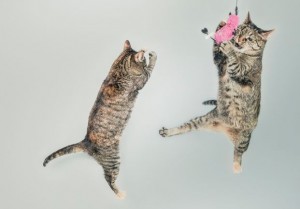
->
[43,141,86,167]
[202,100,217,106]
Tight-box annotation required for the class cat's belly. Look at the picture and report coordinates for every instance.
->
[87,98,134,146]
[218,102,259,130]
[218,82,260,130]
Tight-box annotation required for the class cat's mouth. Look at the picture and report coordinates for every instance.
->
[233,42,243,50]
[134,50,146,63]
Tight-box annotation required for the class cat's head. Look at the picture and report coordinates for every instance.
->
[109,40,156,91]
[232,12,274,54]
[112,40,148,77]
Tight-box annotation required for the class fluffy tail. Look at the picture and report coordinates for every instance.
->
[43,141,86,167]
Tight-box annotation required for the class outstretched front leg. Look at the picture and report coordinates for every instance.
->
[159,109,219,137]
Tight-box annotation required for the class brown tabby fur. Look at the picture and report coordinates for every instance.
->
[43,40,157,199]
[159,13,273,173]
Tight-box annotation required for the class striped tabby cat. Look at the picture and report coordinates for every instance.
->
[43,40,157,199]
[159,13,273,173]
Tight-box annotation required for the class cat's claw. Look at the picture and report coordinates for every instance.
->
[159,127,169,137]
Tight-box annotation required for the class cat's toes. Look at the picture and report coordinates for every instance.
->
[220,42,233,55]
[149,51,157,60]
[159,127,169,137]
[220,42,227,51]
[233,162,242,174]
[215,21,226,31]
[116,190,126,200]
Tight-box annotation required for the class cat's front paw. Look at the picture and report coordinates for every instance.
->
[215,21,226,32]
[220,41,234,56]
[159,127,169,137]
[149,51,157,60]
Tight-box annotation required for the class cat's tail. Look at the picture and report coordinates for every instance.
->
[43,140,86,167]
[203,100,217,106]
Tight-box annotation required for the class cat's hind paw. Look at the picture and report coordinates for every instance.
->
[159,127,169,137]
[116,190,126,200]
[233,162,242,174]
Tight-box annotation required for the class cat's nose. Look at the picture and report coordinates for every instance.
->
[135,50,145,62]
[234,37,241,47]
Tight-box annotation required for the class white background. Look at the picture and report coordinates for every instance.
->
[1,0,299,209]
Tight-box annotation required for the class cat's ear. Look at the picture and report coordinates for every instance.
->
[123,40,131,51]
[243,12,252,24]
[259,29,275,40]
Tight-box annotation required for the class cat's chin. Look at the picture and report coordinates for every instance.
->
[233,46,247,53]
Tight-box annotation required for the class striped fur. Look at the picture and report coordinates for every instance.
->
[203,100,217,106]
[44,40,157,198]
[159,13,273,173]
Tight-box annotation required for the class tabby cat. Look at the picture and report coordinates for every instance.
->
[43,40,157,199]
[159,13,273,173]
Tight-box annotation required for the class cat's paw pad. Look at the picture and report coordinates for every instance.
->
[149,51,157,60]
[233,162,242,174]
[159,127,169,137]
[220,41,233,55]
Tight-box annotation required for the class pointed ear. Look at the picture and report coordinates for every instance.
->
[243,12,252,24]
[123,40,131,50]
[259,29,275,40]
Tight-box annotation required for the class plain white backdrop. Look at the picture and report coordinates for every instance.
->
[1,0,299,209]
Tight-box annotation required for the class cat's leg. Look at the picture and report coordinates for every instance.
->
[159,109,219,137]
[213,21,226,55]
[219,42,252,86]
[136,51,157,90]
[92,144,125,199]
[103,146,125,199]
[146,51,157,72]
[232,131,252,174]
[213,21,227,76]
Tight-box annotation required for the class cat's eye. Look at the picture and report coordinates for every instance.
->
[248,37,253,41]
